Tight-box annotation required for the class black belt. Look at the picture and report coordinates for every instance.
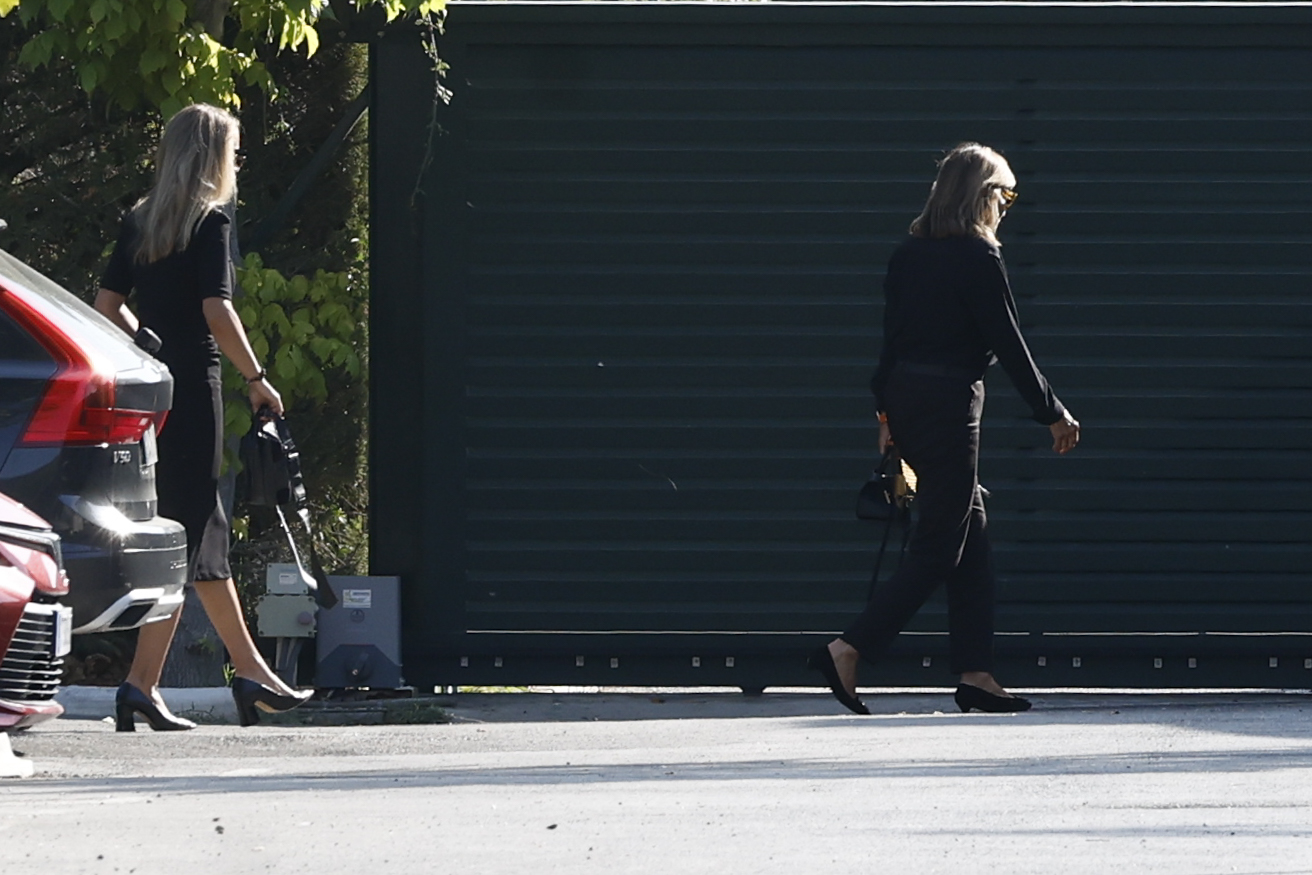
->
[894,360,981,382]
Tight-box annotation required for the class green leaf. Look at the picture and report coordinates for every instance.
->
[159,64,182,96]
[274,347,296,381]
[262,272,287,302]
[104,14,127,40]
[139,46,169,75]
[80,63,100,94]
[302,19,319,57]
[229,407,252,442]
[18,33,54,68]
[309,337,335,360]
[47,0,74,23]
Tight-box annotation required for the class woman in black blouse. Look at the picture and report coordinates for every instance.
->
[96,104,311,729]
[809,143,1080,715]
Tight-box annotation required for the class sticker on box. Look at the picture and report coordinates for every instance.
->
[342,589,373,609]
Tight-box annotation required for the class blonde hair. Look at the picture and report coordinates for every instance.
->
[132,104,239,264]
[909,142,1016,245]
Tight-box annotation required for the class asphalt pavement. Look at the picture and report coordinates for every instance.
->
[5,689,1312,874]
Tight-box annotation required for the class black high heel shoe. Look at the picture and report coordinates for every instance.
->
[231,677,313,727]
[115,682,197,732]
[954,683,1032,713]
[807,645,870,715]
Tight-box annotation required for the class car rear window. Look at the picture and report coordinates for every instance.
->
[0,248,155,373]
[0,310,50,363]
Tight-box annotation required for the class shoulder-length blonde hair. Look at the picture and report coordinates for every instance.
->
[132,104,239,264]
[909,142,1016,246]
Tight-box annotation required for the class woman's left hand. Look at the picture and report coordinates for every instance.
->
[249,378,284,418]
[1049,411,1080,454]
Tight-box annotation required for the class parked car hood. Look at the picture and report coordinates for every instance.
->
[0,491,50,531]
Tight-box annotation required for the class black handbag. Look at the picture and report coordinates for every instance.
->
[856,449,916,601]
[857,449,916,521]
[238,410,338,609]
[855,452,901,521]
[238,412,305,509]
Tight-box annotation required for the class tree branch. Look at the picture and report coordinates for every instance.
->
[189,0,232,39]
[243,84,370,253]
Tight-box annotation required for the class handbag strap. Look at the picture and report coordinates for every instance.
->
[865,512,897,602]
[273,504,339,609]
[865,507,913,603]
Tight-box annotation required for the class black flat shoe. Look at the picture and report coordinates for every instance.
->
[231,677,314,727]
[807,645,869,715]
[954,683,1031,713]
[115,682,197,732]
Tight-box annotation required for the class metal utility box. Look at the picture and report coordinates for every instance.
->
[315,576,403,689]
[255,562,317,639]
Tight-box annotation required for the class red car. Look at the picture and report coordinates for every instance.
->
[0,490,70,731]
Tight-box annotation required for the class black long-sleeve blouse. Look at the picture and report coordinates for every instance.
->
[871,234,1065,425]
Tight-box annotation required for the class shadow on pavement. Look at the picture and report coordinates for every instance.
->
[16,738,1312,796]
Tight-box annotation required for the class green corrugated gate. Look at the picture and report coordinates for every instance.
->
[370,2,1312,690]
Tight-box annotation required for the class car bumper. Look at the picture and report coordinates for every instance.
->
[59,498,188,633]
[0,697,63,731]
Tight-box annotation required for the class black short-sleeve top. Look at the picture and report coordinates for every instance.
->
[100,209,234,381]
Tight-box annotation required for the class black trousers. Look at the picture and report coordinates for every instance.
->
[842,370,994,674]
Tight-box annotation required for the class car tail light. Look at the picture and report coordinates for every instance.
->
[0,288,155,447]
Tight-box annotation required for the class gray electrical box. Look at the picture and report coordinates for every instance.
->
[256,562,317,639]
[315,576,403,689]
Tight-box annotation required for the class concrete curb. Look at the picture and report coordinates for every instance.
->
[53,686,450,726]
[56,685,237,723]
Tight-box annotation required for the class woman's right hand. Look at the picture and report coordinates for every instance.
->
[1049,411,1080,454]
[249,378,284,418]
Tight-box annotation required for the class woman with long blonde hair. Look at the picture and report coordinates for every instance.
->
[96,104,311,729]
[809,142,1081,714]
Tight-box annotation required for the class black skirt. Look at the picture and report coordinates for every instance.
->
[155,371,231,583]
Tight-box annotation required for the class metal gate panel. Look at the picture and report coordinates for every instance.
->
[370,3,1312,689]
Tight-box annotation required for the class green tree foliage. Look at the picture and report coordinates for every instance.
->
[229,254,363,442]
[0,0,442,114]
[1,1,418,636]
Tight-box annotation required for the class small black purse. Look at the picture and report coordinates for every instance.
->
[238,409,338,609]
[856,449,916,600]
[238,412,306,510]
[856,451,906,521]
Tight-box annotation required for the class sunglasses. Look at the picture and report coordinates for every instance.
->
[998,187,1018,210]
[234,147,247,169]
